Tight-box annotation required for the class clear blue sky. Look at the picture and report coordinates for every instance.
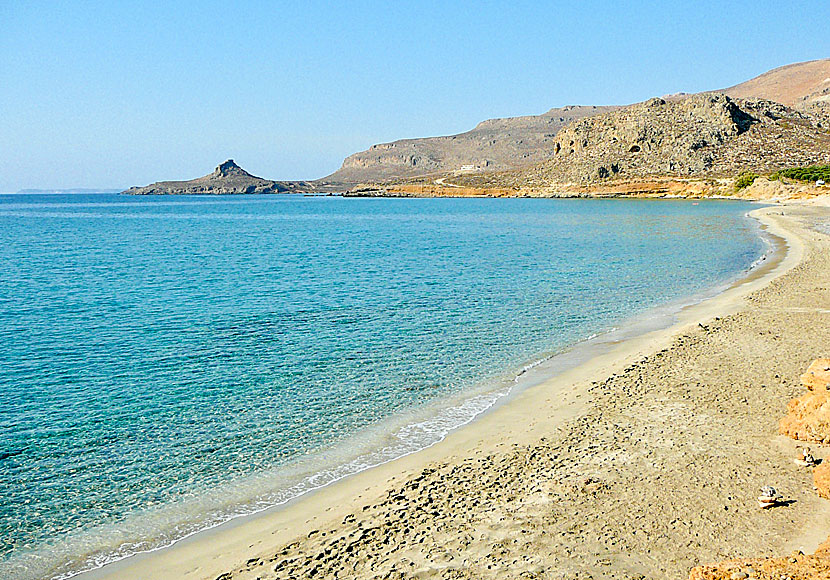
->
[1,0,828,191]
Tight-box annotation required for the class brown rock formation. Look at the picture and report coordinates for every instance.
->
[802,358,830,391]
[688,543,830,579]
[778,390,830,444]
[816,461,830,500]
[779,358,830,444]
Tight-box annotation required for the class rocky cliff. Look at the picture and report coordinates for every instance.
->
[721,58,830,128]
[125,160,311,195]
[318,105,617,185]
[451,93,830,187]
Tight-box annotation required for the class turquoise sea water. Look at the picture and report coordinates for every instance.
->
[0,194,767,579]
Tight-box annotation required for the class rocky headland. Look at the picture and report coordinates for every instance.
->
[336,58,830,200]
[317,105,618,186]
[124,160,311,195]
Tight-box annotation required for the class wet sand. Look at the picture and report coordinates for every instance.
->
[83,202,830,580]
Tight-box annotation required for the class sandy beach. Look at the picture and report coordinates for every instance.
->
[81,201,830,580]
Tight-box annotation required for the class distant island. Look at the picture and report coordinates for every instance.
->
[124,160,312,195]
[16,188,123,194]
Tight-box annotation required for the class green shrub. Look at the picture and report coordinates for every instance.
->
[734,172,759,191]
[776,164,830,183]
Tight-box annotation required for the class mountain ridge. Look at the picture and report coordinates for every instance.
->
[322,58,830,188]
[316,105,618,186]
[721,58,830,106]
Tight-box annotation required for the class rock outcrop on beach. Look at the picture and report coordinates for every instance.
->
[779,391,830,444]
[124,160,311,195]
[688,538,830,580]
[801,358,830,391]
[779,358,830,444]
[816,462,830,500]
[317,105,617,185]
[778,358,830,501]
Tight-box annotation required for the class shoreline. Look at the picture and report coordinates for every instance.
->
[341,174,830,201]
[76,202,830,580]
[43,203,760,578]
[3,198,766,580]
[26,200,767,580]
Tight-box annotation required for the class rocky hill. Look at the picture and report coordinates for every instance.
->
[326,59,830,189]
[317,105,617,185]
[125,160,311,195]
[451,93,830,187]
[721,58,830,107]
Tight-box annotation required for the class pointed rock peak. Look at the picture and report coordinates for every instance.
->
[213,159,250,177]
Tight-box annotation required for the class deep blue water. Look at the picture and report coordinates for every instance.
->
[0,194,766,579]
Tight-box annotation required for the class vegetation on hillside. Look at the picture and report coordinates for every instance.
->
[734,172,759,191]
[773,164,830,182]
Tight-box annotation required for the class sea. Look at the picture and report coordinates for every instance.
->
[0,193,769,579]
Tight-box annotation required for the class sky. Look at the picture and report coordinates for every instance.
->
[1,1,829,192]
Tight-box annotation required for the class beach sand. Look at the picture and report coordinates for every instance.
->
[83,202,830,580]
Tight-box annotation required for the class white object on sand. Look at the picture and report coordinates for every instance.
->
[758,486,782,509]
[794,448,817,467]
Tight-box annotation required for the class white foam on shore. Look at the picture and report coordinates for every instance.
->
[21,385,514,580]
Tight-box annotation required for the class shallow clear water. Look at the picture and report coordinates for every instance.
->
[0,194,766,579]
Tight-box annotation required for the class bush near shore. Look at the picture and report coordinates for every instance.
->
[772,164,830,183]
[731,163,829,196]
[734,172,759,191]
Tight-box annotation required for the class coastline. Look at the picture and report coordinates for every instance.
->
[3,198,767,580]
[76,201,830,580]
[341,175,830,201]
